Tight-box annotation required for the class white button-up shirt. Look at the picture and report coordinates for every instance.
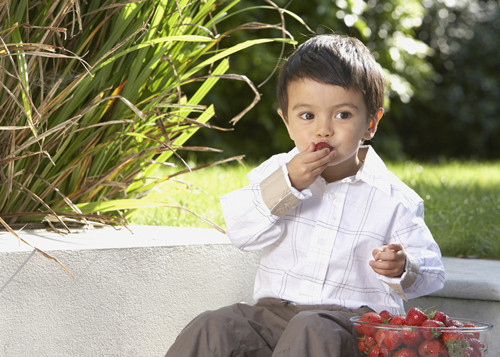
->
[220,146,445,314]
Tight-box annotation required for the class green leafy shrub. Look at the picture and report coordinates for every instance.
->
[188,0,435,162]
[189,0,500,162]
[0,0,296,230]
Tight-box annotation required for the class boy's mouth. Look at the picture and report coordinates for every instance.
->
[314,142,333,151]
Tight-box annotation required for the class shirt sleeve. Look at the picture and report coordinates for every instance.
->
[377,201,445,300]
[220,160,310,251]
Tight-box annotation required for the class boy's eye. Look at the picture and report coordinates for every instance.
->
[335,112,351,120]
[300,112,314,120]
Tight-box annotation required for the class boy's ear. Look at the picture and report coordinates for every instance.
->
[364,108,384,140]
[277,108,286,122]
[278,108,294,141]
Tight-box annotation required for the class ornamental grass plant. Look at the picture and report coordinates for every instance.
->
[0,0,303,274]
[0,0,299,232]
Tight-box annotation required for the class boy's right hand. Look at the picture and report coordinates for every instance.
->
[286,143,336,191]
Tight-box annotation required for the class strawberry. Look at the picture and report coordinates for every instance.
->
[314,141,331,151]
[443,315,455,327]
[368,344,380,357]
[379,310,393,322]
[421,319,444,340]
[357,312,383,336]
[443,316,463,328]
[468,338,485,353]
[461,346,477,357]
[375,329,387,345]
[368,344,391,357]
[463,322,480,339]
[390,315,406,326]
[418,339,443,357]
[431,310,448,325]
[358,338,366,353]
[439,344,449,357]
[442,327,470,356]
[379,344,392,357]
[406,307,428,326]
[441,327,465,345]
[384,330,402,350]
[358,334,377,353]
[393,348,418,357]
[400,326,423,348]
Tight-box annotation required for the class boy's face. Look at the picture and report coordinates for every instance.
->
[279,78,382,175]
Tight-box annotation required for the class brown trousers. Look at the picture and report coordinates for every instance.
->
[165,298,373,357]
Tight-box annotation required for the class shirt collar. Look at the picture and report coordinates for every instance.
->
[354,145,392,196]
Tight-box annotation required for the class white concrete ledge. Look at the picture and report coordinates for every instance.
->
[0,226,260,357]
[0,225,232,252]
[1,226,498,355]
[427,257,500,301]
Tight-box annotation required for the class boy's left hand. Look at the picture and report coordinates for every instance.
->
[369,243,406,278]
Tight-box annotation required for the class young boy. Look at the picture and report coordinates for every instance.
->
[165,34,445,357]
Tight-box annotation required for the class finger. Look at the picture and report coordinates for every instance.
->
[372,247,384,259]
[369,260,403,277]
[387,243,403,252]
[377,248,392,259]
[306,142,316,153]
[377,249,401,262]
[309,149,336,169]
[296,147,328,165]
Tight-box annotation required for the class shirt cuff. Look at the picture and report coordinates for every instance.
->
[376,254,419,301]
[260,165,310,216]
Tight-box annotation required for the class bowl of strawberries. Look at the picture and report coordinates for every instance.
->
[351,307,493,356]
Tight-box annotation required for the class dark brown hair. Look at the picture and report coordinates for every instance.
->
[277,34,385,120]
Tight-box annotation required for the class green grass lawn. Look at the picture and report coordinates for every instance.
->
[129,160,500,259]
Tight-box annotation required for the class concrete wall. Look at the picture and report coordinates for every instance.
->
[0,226,259,357]
[1,226,498,356]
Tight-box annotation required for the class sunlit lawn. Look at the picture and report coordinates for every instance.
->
[388,161,500,259]
[129,160,500,259]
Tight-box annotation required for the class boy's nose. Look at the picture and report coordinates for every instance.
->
[315,119,333,137]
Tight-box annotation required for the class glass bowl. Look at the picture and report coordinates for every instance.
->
[350,315,493,356]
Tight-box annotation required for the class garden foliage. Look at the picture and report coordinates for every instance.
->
[0,0,297,230]
[190,0,500,162]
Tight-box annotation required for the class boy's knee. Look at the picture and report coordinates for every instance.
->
[169,305,275,357]
[284,311,330,338]
[287,310,354,341]
[288,311,324,327]
[187,309,234,332]
[275,311,358,357]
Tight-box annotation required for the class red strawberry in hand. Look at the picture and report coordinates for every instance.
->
[314,141,331,151]
[406,307,428,326]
